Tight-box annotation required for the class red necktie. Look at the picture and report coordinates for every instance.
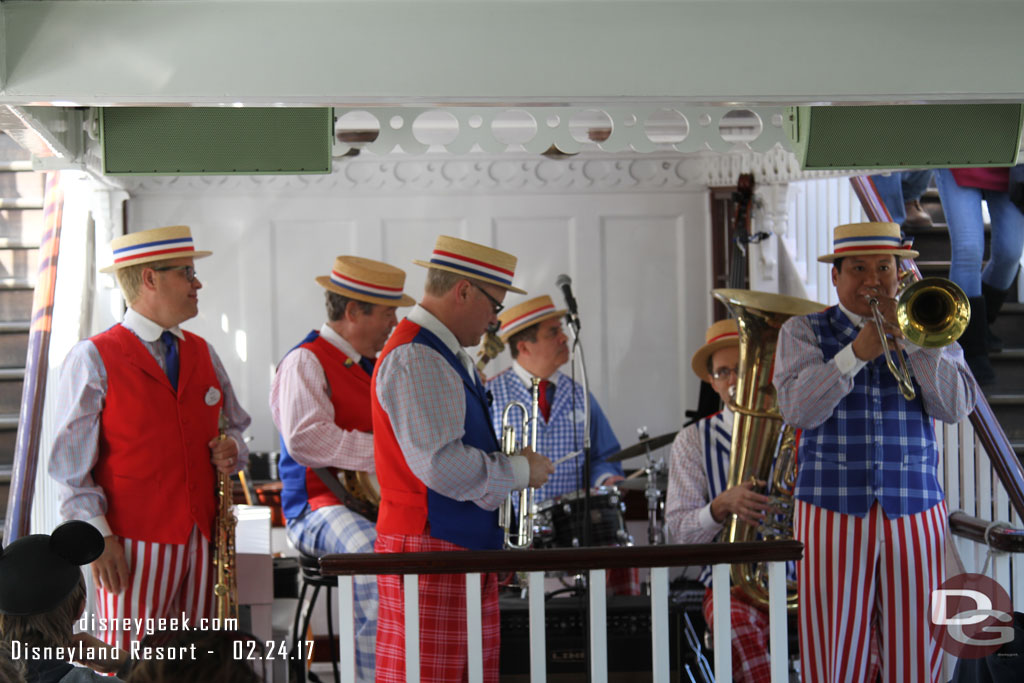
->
[537,379,552,421]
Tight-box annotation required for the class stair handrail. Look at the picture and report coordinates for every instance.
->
[2,172,63,543]
[850,175,1024,521]
[948,510,1024,554]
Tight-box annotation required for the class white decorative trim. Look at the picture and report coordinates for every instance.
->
[118,153,702,196]
[701,145,864,188]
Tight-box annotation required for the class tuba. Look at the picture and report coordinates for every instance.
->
[497,377,540,549]
[712,289,825,612]
[213,413,238,621]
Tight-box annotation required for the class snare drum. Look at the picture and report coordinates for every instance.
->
[534,486,632,548]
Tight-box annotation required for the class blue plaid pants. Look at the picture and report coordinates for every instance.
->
[287,505,377,683]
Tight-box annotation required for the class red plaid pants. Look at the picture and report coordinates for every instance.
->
[701,587,772,683]
[375,533,500,683]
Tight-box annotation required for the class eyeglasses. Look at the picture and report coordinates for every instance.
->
[710,367,739,381]
[153,265,197,283]
[470,282,504,315]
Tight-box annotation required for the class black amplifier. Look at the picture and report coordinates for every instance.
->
[499,594,688,682]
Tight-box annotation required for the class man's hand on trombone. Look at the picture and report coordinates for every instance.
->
[853,287,903,361]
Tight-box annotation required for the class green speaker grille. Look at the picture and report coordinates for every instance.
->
[101,107,333,176]
[791,104,1023,170]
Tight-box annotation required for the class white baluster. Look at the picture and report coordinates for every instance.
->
[465,573,483,683]
[337,575,356,683]
[588,569,608,683]
[404,574,419,683]
[768,561,788,683]
[528,571,546,683]
[712,563,731,682]
[650,566,670,682]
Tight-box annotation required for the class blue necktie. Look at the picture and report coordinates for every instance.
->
[358,356,376,376]
[161,330,179,391]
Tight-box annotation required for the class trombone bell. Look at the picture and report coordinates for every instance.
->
[896,277,971,348]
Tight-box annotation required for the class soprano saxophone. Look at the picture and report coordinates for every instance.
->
[213,412,238,621]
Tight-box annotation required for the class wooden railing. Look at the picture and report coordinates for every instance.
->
[949,510,1024,554]
[320,541,803,683]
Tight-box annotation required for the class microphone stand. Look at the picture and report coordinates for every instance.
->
[564,311,594,669]
[564,314,592,549]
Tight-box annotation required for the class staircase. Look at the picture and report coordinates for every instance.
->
[906,186,1024,463]
[0,133,44,536]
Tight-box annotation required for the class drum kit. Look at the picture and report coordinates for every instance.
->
[530,427,675,552]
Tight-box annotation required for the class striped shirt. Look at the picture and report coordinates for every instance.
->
[665,409,734,546]
[47,308,251,537]
[269,323,375,472]
[374,305,529,511]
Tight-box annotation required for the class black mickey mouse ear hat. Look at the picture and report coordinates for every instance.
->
[0,520,104,616]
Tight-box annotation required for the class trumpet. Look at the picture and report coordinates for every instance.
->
[866,276,970,401]
[497,377,540,549]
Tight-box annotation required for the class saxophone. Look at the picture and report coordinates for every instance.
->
[213,412,238,621]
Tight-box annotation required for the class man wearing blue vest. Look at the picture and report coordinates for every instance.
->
[372,235,553,682]
[270,254,413,682]
[773,222,976,683]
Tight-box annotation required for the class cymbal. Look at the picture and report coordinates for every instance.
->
[607,431,677,462]
[615,474,668,491]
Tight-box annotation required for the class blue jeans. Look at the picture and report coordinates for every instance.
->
[935,168,1024,296]
[871,170,934,225]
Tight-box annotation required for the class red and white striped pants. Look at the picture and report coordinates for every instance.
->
[94,525,214,650]
[795,499,947,683]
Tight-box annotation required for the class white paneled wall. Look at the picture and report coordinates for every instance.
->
[116,156,710,463]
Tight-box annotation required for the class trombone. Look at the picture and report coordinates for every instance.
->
[497,377,540,549]
[867,276,970,400]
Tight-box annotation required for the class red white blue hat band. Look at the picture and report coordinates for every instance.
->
[100,225,212,273]
[330,270,405,301]
[429,250,514,287]
[833,234,903,253]
[413,235,526,294]
[818,222,919,263]
[316,255,414,307]
[497,295,567,342]
[113,236,198,264]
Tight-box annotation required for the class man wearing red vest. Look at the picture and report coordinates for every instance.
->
[372,235,554,683]
[48,225,251,650]
[271,255,413,683]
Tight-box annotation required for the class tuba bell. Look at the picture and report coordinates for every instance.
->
[712,288,825,612]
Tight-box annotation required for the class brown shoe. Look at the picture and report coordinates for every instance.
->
[903,199,933,228]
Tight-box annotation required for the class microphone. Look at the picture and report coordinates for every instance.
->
[556,274,580,330]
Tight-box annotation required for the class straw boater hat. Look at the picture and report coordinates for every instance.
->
[316,255,415,307]
[0,520,104,616]
[817,222,919,264]
[100,225,212,273]
[691,319,740,383]
[496,295,567,343]
[413,235,527,294]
